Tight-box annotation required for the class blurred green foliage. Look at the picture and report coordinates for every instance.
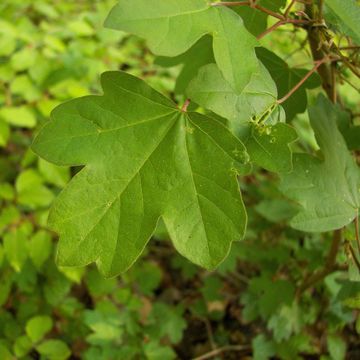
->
[0,1,359,359]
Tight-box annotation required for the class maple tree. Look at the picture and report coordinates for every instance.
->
[32,0,360,279]
[1,0,360,358]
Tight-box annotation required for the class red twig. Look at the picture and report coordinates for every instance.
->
[257,20,284,40]
[211,1,285,20]
[181,99,191,112]
[257,18,311,40]
[277,56,336,104]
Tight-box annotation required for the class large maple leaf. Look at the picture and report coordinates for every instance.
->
[32,71,250,276]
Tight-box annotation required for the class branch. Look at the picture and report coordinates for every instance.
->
[305,4,335,99]
[257,18,311,40]
[297,229,343,296]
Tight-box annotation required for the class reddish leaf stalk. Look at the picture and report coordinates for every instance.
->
[181,99,191,112]
[257,18,312,40]
[277,56,335,105]
[211,1,285,20]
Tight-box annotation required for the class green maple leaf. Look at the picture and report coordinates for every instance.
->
[32,71,251,277]
[187,63,297,173]
[280,95,360,232]
[104,0,259,93]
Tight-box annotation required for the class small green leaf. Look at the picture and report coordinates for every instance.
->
[68,20,94,37]
[252,334,276,360]
[13,336,32,358]
[84,310,123,345]
[26,315,53,343]
[280,95,360,232]
[44,266,72,306]
[16,169,54,209]
[147,303,186,343]
[327,334,346,360]
[267,302,301,342]
[105,0,259,92]
[242,276,295,320]
[0,205,20,235]
[3,228,28,272]
[0,183,15,201]
[0,120,10,147]
[36,340,71,360]
[0,106,37,128]
[32,71,250,276]
[0,344,12,360]
[29,230,52,269]
[11,48,37,71]
[144,341,176,360]
[11,75,42,102]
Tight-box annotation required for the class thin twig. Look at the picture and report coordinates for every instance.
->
[257,20,285,40]
[192,345,251,360]
[277,56,337,104]
[339,45,360,51]
[211,1,285,20]
[257,18,310,40]
[256,3,285,20]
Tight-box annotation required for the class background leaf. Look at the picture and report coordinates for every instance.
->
[105,0,259,92]
[280,95,360,232]
[32,71,250,276]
